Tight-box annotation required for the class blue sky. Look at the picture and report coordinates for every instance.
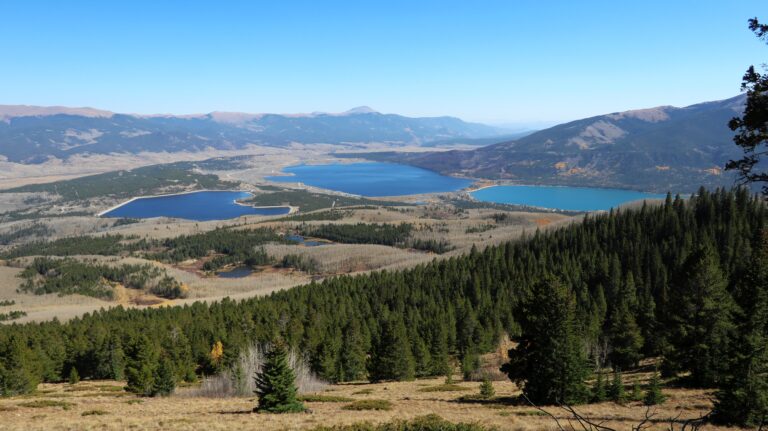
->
[0,1,766,126]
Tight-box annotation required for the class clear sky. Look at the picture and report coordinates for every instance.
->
[0,1,766,126]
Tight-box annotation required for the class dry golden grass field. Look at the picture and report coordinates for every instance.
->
[0,375,728,431]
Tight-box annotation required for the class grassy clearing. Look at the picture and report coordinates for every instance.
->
[341,399,393,411]
[17,399,75,409]
[417,383,471,393]
[0,377,726,431]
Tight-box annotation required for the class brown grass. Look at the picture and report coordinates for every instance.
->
[417,383,471,393]
[0,377,736,431]
[341,399,393,411]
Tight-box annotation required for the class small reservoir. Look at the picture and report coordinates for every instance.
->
[101,191,290,221]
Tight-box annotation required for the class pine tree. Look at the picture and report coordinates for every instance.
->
[367,317,415,382]
[0,334,39,396]
[713,229,768,426]
[461,351,480,381]
[726,17,768,195]
[68,367,80,385]
[105,334,125,381]
[479,375,495,399]
[152,356,176,396]
[428,322,450,377]
[338,321,367,382]
[607,302,643,370]
[254,341,305,413]
[125,335,158,396]
[502,275,590,405]
[630,382,643,402]
[609,371,625,403]
[644,370,666,406]
[592,371,607,403]
[666,244,737,387]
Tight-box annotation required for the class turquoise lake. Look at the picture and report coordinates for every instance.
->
[266,162,473,196]
[471,185,666,212]
[102,191,291,221]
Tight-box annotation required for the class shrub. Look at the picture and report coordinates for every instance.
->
[18,400,74,410]
[644,371,666,406]
[310,414,494,430]
[81,409,108,416]
[592,371,607,402]
[298,394,354,403]
[342,399,393,411]
[417,384,470,393]
[68,368,80,385]
[479,377,495,399]
[609,371,625,403]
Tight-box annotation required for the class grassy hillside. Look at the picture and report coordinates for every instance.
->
[351,95,747,193]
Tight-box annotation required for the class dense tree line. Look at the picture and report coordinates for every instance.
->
[0,311,26,322]
[298,222,454,253]
[298,222,413,247]
[19,257,186,300]
[4,227,285,272]
[0,222,52,246]
[0,188,765,424]
[1,163,236,202]
[146,227,282,264]
[2,234,148,259]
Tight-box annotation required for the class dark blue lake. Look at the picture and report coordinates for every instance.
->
[286,234,329,247]
[266,162,472,197]
[102,191,291,221]
[217,267,254,278]
[471,185,666,212]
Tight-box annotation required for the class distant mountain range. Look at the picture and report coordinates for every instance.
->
[0,105,505,164]
[352,95,747,193]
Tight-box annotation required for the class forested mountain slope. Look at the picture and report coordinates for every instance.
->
[355,95,747,192]
[0,106,502,163]
[1,188,765,406]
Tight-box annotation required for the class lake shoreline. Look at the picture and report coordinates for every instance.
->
[98,189,293,220]
[470,184,666,212]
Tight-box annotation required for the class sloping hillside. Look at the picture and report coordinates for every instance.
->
[357,95,747,192]
[0,106,503,163]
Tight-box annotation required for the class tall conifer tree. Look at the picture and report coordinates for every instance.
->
[254,341,305,413]
[502,275,589,405]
